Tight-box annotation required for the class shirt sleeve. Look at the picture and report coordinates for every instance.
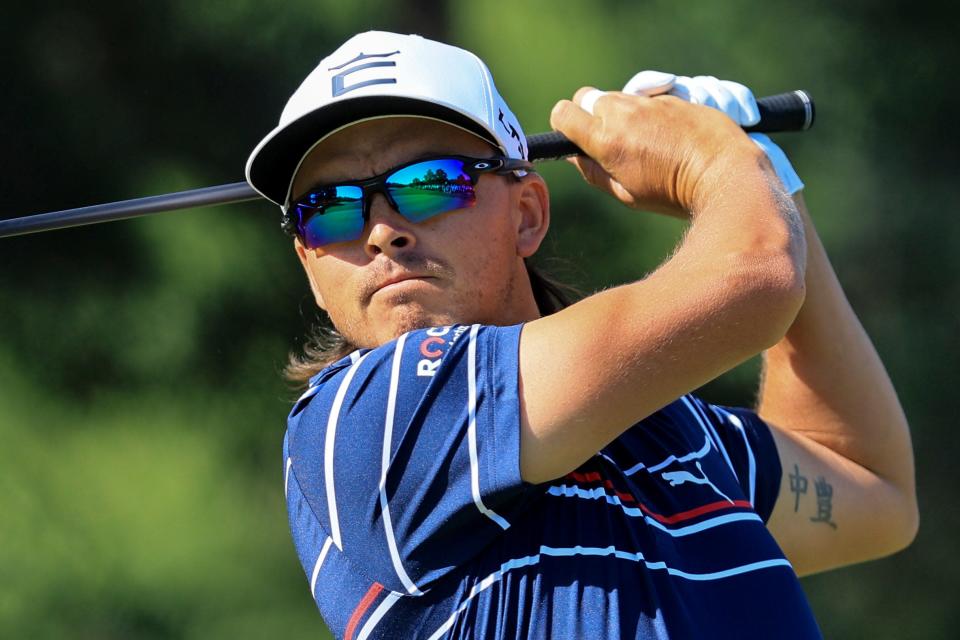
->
[688,397,783,522]
[284,323,534,595]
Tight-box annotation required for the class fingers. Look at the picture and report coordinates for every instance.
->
[550,86,612,158]
[552,86,636,162]
[550,97,594,146]
[578,89,607,115]
[722,80,760,126]
[623,70,676,97]
[567,155,611,190]
[671,75,759,126]
[571,86,609,115]
[699,77,738,117]
[621,70,761,126]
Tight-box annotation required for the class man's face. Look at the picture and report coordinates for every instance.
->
[291,117,549,349]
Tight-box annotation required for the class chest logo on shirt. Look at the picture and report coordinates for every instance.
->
[416,325,469,377]
[661,461,734,504]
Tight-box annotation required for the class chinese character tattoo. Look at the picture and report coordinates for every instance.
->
[788,464,808,512]
[809,475,838,529]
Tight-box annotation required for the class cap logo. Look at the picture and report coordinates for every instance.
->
[328,50,400,97]
[497,108,526,157]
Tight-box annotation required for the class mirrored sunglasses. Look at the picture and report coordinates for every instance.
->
[284,155,533,249]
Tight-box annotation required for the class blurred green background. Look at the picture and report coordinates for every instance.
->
[1,0,956,638]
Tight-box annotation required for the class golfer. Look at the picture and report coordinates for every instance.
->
[246,31,917,639]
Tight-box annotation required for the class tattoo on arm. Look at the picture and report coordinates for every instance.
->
[788,463,808,511]
[810,475,838,529]
[788,463,838,529]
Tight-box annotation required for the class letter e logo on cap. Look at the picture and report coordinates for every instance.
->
[328,50,400,97]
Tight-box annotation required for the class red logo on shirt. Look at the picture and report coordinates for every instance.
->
[419,336,445,358]
[417,326,451,377]
[416,326,469,377]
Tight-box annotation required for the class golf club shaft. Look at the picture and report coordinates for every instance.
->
[0,90,814,239]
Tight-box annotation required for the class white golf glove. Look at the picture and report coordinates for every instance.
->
[622,71,804,194]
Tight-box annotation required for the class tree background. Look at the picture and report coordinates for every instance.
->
[1,1,956,637]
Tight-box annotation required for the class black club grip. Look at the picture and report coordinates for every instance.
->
[746,90,815,134]
[527,90,815,161]
[527,131,583,162]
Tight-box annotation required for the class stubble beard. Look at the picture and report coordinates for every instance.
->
[331,252,457,349]
[331,252,521,349]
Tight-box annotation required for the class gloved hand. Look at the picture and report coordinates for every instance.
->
[622,71,804,194]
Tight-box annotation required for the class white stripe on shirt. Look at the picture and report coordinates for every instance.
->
[284,457,293,498]
[546,484,761,536]
[712,407,757,506]
[310,536,334,598]
[356,591,403,640]
[379,334,424,596]
[682,395,738,481]
[467,324,510,530]
[617,435,712,476]
[325,351,371,550]
[426,545,792,640]
[295,384,320,404]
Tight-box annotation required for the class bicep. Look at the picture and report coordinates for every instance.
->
[766,424,917,576]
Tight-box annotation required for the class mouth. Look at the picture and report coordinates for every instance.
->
[361,254,453,304]
[369,273,436,300]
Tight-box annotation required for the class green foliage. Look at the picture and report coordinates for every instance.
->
[1,0,956,637]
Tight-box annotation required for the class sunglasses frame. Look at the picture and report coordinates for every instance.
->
[282,155,534,247]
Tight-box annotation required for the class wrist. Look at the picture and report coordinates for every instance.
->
[750,134,804,195]
[690,140,775,215]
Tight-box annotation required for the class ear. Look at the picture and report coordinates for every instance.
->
[513,174,550,258]
[294,237,328,310]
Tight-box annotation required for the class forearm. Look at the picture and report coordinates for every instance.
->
[520,157,805,482]
[758,194,917,523]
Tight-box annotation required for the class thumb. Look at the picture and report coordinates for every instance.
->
[622,70,676,96]
[567,156,636,206]
[550,97,601,159]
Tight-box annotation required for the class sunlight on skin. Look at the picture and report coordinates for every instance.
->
[291,117,550,349]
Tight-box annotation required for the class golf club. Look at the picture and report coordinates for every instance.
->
[0,90,814,240]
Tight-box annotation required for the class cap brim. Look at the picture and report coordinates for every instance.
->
[245,96,501,206]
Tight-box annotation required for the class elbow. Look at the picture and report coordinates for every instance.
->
[870,484,920,562]
[884,448,920,555]
[890,489,920,554]
[903,502,920,550]
[727,248,806,349]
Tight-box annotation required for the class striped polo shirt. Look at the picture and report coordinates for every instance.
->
[283,323,823,639]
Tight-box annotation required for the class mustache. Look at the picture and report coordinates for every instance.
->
[359,252,454,302]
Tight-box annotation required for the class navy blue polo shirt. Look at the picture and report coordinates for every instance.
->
[282,323,822,639]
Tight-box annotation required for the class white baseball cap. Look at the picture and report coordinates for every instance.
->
[245,31,529,207]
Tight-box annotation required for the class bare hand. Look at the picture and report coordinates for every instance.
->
[549,87,765,219]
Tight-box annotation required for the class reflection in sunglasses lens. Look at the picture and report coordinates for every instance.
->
[389,159,476,222]
[300,185,364,247]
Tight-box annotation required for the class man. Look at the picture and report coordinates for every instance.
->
[245,31,917,639]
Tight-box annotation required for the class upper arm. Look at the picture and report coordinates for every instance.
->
[765,424,919,576]
[517,251,803,484]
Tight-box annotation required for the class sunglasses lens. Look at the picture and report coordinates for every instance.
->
[296,186,364,248]
[387,159,476,223]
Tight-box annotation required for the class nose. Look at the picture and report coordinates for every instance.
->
[364,193,416,258]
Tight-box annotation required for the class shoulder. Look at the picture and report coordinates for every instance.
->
[287,323,524,435]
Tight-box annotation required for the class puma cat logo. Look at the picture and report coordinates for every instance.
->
[661,461,734,504]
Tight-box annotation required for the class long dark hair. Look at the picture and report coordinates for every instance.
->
[284,258,580,387]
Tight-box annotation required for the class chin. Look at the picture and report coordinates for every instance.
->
[386,309,456,339]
